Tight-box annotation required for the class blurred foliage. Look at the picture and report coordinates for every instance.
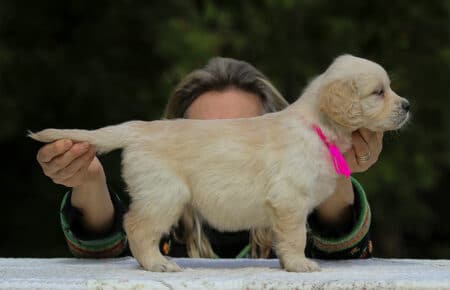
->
[1,0,449,258]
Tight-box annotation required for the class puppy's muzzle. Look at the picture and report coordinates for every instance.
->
[395,98,410,128]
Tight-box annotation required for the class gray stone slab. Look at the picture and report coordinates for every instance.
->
[0,257,449,289]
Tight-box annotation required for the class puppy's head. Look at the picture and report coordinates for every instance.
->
[318,55,410,132]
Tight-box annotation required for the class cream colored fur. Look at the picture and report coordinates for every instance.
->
[29,55,409,272]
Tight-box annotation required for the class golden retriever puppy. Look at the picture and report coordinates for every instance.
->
[30,55,409,272]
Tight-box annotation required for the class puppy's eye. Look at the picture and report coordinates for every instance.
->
[373,88,384,96]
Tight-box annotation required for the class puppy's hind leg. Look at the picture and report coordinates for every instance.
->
[123,172,190,272]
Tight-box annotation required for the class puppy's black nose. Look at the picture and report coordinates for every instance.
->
[401,100,410,112]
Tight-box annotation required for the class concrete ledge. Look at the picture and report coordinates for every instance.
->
[1,257,449,289]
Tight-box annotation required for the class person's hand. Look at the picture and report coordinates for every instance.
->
[315,129,383,225]
[37,139,114,233]
[36,139,104,188]
[344,128,383,173]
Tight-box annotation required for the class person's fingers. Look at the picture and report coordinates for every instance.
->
[375,131,384,154]
[38,140,73,177]
[359,129,382,149]
[351,131,371,165]
[43,142,90,177]
[344,147,358,171]
[37,139,73,164]
[358,128,374,142]
[54,147,96,180]
[52,142,90,171]
[53,158,90,187]
[358,129,383,160]
[375,131,384,143]
[53,167,86,187]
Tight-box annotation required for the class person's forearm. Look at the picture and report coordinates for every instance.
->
[315,176,354,226]
[71,173,115,234]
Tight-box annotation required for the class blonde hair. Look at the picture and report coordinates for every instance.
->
[163,57,289,258]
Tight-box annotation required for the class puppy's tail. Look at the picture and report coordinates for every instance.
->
[28,121,143,154]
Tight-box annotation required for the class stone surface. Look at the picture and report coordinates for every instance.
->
[1,257,450,289]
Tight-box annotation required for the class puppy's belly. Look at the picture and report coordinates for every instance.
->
[191,193,270,231]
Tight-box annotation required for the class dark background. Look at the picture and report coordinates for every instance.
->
[1,0,449,258]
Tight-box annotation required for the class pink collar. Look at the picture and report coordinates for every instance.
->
[312,124,351,178]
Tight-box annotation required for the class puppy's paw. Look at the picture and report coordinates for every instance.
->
[282,257,320,272]
[141,259,182,272]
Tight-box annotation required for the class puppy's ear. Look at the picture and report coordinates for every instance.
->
[319,79,364,129]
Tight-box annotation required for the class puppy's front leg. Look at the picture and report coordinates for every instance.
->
[268,199,320,272]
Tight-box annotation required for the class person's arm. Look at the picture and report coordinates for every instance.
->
[37,139,128,257]
[69,162,115,234]
[305,129,381,259]
[314,176,355,226]
[60,188,128,258]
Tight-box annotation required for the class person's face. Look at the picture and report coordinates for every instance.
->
[185,88,264,120]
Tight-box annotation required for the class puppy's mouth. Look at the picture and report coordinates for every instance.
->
[393,111,410,129]
[386,112,409,131]
[373,111,410,132]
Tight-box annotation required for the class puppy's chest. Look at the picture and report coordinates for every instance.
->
[280,133,338,200]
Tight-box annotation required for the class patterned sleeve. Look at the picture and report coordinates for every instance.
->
[306,176,373,259]
[59,189,129,258]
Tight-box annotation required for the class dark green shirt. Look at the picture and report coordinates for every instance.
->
[60,177,372,259]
